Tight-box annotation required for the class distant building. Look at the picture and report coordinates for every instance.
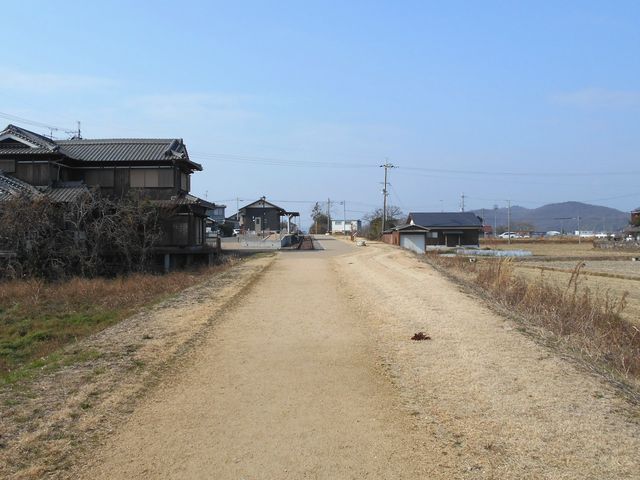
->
[407,212,483,247]
[207,204,226,224]
[624,208,640,241]
[331,219,362,234]
[382,212,483,253]
[238,197,299,234]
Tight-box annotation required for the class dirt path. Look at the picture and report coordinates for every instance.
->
[72,238,639,479]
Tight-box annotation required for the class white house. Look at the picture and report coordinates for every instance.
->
[331,219,362,233]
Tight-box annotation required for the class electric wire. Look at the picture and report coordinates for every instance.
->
[0,111,76,135]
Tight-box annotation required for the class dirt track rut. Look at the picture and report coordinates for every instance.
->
[74,238,640,479]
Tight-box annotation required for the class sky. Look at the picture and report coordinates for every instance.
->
[1,1,639,227]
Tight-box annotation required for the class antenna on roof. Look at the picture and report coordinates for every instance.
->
[68,121,82,140]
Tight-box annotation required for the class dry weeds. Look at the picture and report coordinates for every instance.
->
[480,238,631,258]
[425,254,640,393]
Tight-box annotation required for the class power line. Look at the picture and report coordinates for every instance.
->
[0,112,635,179]
[0,111,77,136]
[190,151,375,170]
[192,150,639,177]
[389,183,405,210]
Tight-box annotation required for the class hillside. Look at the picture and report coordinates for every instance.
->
[472,201,631,233]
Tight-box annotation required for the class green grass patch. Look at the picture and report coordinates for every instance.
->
[0,307,117,380]
[0,260,239,382]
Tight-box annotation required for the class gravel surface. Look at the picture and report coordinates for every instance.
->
[71,238,640,479]
[5,239,639,479]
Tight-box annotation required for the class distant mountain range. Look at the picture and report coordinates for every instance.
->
[471,201,632,233]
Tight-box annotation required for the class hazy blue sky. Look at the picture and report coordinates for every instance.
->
[1,1,639,225]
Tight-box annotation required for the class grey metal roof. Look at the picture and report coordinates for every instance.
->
[408,212,483,228]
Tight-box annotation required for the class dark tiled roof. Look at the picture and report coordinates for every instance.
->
[0,147,52,155]
[43,185,90,203]
[58,138,185,162]
[408,212,483,228]
[0,124,58,151]
[0,173,89,203]
[0,125,202,170]
[383,224,430,234]
[0,172,41,200]
[153,194,216,210]
[240,198,287,213]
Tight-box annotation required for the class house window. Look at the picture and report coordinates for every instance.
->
[427,232,438,238]
[130,168,174,188]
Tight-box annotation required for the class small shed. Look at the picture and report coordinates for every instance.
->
[382,224,430,253]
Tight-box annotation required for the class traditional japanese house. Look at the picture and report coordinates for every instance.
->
[0,124,218,270]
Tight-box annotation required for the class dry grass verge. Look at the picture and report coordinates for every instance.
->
[0,253,274,480]
[424,254,640,397]
[0,257,238,382]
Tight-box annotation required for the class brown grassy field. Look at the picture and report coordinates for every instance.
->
[516,263,640,326]
[484,241,640,325]
[480,238,633,258]
[0,258,237,382]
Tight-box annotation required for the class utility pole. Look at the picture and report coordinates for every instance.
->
[577,215,581,244]
[327,198,331,234]
[493,204,498,238]
[341,201,347,236]
[507,200,511,245]
[460,192,465,212]
[380,161,395,234]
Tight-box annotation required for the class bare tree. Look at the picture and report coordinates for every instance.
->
[362,205,404,239]
[0,192,171,279]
